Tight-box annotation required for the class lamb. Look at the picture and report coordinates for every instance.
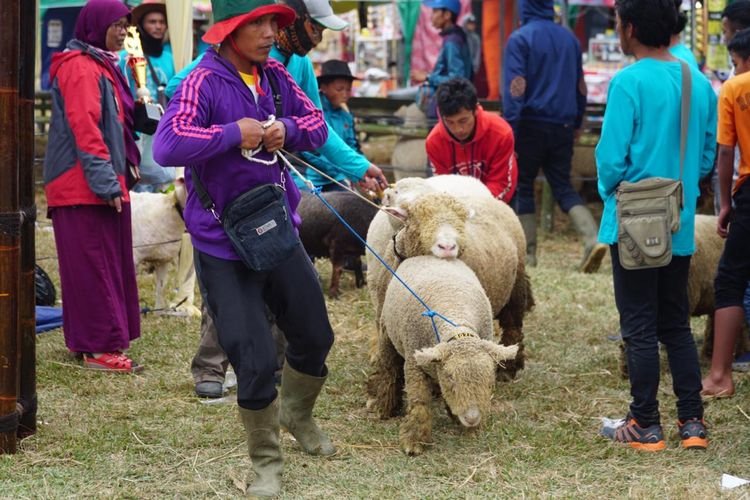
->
[366,255,518,455]
[130,181,200,316]
[297,190,378,298]
[368,191,533,379]
[618,214,749,376]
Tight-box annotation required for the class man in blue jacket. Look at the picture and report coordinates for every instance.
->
[413,0,473,118]
[503,0,606,273]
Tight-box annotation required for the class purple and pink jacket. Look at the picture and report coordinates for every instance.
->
[153,50,328,260]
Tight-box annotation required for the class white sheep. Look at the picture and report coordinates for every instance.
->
[366,175,493,318]
[368,191,533,379]
[367,255,518,455]
[130,181,200,316]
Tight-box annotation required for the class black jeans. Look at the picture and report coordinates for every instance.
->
[195,245,334,410]
[611,246,703,426]
[715,181,750,309]
[512,120,583,215]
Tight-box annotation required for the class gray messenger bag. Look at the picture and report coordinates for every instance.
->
[615,60,691,270]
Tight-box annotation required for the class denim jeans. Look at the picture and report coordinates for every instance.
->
[610,246,703,426]
[512,120,584,215]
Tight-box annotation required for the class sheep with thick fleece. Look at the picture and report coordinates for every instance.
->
[369,191,532,378]
[130,182,199,315]
[297,190,378,297]
[367,255,518,455]
[366,175,493,318]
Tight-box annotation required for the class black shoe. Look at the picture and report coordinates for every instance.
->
[195,381,224,398]
[678,418,708,450]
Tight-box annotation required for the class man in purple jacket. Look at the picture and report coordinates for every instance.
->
[153,1,334,496]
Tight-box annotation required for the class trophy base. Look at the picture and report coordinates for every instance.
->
[134,102,162,135]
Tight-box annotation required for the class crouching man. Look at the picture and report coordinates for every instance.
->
[153,0,335,497]
[426,77,518,203]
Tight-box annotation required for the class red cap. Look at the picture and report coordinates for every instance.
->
[202,5,296,45]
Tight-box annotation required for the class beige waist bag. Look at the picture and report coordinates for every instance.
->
[615,60,690,271]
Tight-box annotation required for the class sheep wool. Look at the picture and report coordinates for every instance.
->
[368,190,533,379]
[130,183,189,312]
[368,255,518,455]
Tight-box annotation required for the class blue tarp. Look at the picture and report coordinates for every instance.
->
[36,306,63,334]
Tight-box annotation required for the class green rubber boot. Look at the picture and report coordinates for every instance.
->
[518,213,537,267]
[239,399,283,498]
[568,204,607,273]
[279,363,336,456]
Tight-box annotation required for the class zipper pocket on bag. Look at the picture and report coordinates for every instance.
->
[620,207,668,217]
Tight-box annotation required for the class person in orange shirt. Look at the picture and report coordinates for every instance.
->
[425,77,517,202]
[702,28,750,398]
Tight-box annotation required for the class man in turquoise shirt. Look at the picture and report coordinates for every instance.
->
[271,0,386,191]
[596,0,715,452]
[119,1,176,191]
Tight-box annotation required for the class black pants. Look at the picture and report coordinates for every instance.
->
[611,246,703,426]
[715,181,750,309]
[512,120,583,215]
[195,244,334,410]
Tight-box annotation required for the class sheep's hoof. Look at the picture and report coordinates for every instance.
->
[401,439,425,456]
[327,288,341,299]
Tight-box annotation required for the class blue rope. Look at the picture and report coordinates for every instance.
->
[309,186,457,343]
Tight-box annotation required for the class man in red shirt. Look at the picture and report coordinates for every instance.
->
[426,77,517,203]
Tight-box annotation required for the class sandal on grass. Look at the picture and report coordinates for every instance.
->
[82,352,144,374]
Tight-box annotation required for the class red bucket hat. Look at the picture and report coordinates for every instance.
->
[203,0,297,45]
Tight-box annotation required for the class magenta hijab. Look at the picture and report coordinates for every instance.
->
[74,0,140,167]
[74,0,130,50]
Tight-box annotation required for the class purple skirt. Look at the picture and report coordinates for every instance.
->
[51,204,140,353]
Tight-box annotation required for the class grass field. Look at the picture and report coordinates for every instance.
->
[1,203,749,498]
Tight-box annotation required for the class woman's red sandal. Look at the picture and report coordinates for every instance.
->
[82,352,144,374]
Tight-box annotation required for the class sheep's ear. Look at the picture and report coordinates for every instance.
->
[481,340,519,365]
[414,344,447,367]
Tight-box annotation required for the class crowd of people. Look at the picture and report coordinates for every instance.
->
[40,0,750,496]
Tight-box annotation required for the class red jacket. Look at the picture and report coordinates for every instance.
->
[44,42,131,208]
[426,106,517,202]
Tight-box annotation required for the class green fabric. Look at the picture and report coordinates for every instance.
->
[398,2,421,86]
[211,0,279,23]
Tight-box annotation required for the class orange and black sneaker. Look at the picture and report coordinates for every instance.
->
[600,415,666,451]
[678,418,708,450]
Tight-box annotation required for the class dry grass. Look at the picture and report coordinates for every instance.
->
[2,200,749,498]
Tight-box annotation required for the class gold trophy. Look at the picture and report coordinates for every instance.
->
[124,26,161,135]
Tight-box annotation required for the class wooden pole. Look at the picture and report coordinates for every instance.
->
[0,0,21,455]
[17,0,37,440]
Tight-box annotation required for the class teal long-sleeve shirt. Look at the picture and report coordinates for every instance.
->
[595,58,717,256]
[268,46,370,189]
[299,94,361,184]
[165,47,370,189]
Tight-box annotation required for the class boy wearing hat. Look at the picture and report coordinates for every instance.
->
[153,1,336,497]
[299,60,365,189]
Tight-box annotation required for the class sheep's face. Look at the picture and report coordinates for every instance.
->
[398,193,468,259]
[414,338,519,428]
